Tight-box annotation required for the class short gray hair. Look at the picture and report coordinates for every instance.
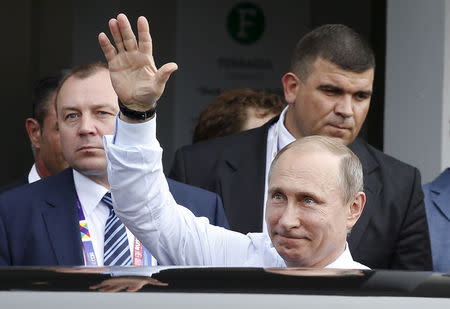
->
[269,136,363,203]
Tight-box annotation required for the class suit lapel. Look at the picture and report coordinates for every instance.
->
[348,138,382,250]
[219,118,278,233]
[41,169,84,265]
[429,169,450,221]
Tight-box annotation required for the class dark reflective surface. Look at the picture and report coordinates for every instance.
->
[0,266,449,297]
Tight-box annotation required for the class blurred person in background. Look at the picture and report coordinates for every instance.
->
[1,70,69,192]
[193,88,284,143]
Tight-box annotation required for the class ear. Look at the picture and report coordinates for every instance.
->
[346,191,366,230]
[281,72,300,105]
[25,118,42,149]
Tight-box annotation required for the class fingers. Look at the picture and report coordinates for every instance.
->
[126,283,144,292]
[90,282,126,293]
[104,14,146,54]
[117,13,138,51]
[104,285,127,293]
[90,278,168,292]
[156,62,179,87]
[109,18,125,52]
[147,278,169,287]
[137,16,152,55]
[98,32,117,63]
[137,16,156,69]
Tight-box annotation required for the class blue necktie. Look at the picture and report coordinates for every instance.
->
[102,192,132,266]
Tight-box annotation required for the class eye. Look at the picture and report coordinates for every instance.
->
[65,113,78,120]
[319,85,343,96]
[271,192,285,201]
[354,91,371,101]
[303,197,315,205]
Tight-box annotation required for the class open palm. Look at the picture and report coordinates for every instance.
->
[98,14,177,111]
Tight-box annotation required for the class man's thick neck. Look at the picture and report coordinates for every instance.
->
[283,107,302,139]
[34,153,52,179]
[80,171,110,190]
[89,175,110,190]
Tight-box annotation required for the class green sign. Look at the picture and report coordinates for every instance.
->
[227,2,265,45]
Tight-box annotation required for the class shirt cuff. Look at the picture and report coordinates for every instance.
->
[112,115,157,147]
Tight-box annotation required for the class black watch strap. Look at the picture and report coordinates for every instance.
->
[118,101,156,120]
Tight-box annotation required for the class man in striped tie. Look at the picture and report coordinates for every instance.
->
[0,62,228,266]
[39,63,136,266]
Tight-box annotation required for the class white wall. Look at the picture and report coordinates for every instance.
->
[385,0,450,183]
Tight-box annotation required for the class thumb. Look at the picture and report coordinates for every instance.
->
[156,62,178,87]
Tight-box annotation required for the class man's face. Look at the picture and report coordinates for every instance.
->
[38,92,69,174]
[56,70,119,176]
[282,58,374,145]
[266,149,356,268]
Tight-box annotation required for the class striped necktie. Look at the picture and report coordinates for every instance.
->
[102,192,132,266]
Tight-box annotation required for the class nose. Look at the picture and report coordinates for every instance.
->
[278,203,301,231]
[334,95,354,118]
[78,114,96,135]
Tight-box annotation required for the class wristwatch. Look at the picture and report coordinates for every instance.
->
[119,100,156,121]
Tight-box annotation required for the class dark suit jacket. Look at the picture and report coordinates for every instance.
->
[0,168,228,266]
[423,168,450,272]
[170,117,432,270]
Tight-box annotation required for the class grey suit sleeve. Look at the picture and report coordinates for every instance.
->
[392,168,432,270]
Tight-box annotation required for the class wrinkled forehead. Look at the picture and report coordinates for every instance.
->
[56,69,117,109]
[308,58,374,88]
[270,146,341,184]
[269,149,342,203]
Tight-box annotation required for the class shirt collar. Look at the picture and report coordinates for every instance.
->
[325,243,355,269]
[276,106,296,151]
[73,169,109,216]
[28,164,41,184]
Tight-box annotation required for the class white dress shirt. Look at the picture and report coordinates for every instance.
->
[103,117,369,269]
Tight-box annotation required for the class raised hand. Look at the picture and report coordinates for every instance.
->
[98,13,177,111]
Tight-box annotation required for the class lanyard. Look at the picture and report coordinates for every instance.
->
[76,196,153,266]
[77,197,98,266]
